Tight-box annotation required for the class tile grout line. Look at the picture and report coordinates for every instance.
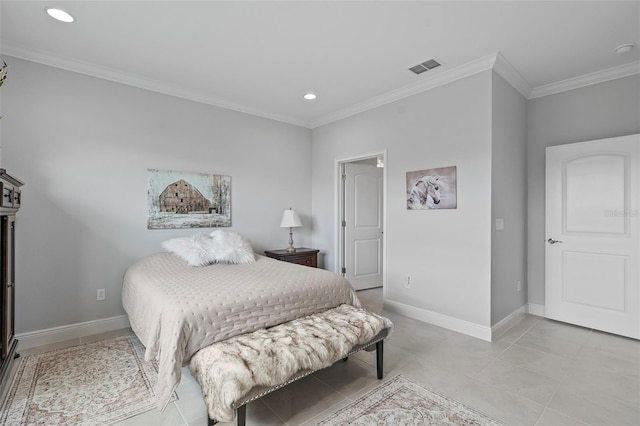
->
[259,399,288,426]
[533,407,592,426]
[311,357,381,400]
[462,376,547,425]
[535,328,596,426]
[533,329,591,426]
[172,400,190,426]
[512,319,588,421]
[500,342,575,383]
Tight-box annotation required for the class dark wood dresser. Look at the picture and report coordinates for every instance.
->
[0,169,22,391]
[264,248,319,268]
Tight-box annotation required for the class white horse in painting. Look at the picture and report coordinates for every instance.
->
[407,175,443,209]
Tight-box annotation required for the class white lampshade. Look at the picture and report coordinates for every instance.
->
[280,209,302,228]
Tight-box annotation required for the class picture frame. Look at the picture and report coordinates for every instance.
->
[147,169,231,229]
[406,166,457,210]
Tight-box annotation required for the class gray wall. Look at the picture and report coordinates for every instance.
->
[4,54,637,336]
[527,74,640,306]
[490,72,527,325]
[1,57,312,333]
[312,72,494,327]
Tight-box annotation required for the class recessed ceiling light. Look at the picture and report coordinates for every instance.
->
[45,7,75,23]
[303,93,317,100]
[615,43,635,54]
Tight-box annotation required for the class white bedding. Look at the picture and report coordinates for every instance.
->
[121,252,360,410]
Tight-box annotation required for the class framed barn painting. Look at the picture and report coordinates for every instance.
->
[406,166,457,210]
[147,169,231,229]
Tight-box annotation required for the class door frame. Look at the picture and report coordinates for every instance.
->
[335,150,388,296]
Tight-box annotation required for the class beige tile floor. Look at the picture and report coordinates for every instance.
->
[12,288,640,426]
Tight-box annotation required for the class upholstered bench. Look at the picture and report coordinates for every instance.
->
[189,304,393,426]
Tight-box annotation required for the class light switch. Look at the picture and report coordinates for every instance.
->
[496,218,505,231]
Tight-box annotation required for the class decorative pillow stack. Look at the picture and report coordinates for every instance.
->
[162,230,255,266]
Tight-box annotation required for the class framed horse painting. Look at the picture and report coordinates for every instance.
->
[406,166,457,210]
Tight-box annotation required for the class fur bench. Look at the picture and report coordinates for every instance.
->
[189,304,393,426]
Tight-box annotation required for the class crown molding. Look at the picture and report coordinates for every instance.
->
[1,45,515,129]
[0,43,310,128]
[492,52,532,98]
[3,42,637,128]
[309,52,500,128]
[529,60,640,99]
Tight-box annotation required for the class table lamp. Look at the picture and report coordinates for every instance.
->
[280,208,302,252]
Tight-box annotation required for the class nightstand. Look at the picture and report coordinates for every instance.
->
[264,248,319,268]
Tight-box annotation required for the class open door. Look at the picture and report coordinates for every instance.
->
[341,158,384,291]
[545,134,639,339]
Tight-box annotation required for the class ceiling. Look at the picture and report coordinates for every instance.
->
[1,1,639,128]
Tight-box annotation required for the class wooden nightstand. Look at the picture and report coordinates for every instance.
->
[264,248,319,268]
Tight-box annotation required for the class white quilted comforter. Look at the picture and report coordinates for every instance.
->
[121,252,360,410]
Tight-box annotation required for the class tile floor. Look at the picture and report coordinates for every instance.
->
[12,288,640,425]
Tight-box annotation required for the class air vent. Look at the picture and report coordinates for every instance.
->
[409,58,442,75]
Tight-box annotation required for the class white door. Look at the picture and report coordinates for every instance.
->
[545,134,639,339]
[343,162,383,290]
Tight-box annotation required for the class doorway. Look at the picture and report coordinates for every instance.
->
[337,153,386,292]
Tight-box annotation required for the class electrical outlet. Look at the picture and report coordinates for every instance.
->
[404,276,411,289]
[517,280,522,292]
[97,288,106,301]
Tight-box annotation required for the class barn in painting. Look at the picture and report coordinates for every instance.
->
[159,179,212,214]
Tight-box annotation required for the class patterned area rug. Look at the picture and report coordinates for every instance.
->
[0,333,175,426]
[315,375,505,426]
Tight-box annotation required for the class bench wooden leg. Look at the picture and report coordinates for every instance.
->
[207,404,246,426]
[376,340,383,379]
[237,404,247,426]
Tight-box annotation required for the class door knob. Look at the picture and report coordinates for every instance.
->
[547,238,563,244]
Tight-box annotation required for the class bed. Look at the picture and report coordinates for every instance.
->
[121,251,361,410]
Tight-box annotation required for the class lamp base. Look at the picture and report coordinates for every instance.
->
[287,229,296,253]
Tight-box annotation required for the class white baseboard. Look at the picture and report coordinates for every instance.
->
[13,304,545,351]
[527,303,545,317]
[384,299,492,342]
[16,315,131,350]
[491,304,528,340]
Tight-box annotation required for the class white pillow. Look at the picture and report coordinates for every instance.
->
[161,234,216,266]
[209,230,256,264]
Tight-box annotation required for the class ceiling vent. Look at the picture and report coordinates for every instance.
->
[409,58,441,75]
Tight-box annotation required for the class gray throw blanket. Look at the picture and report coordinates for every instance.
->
[189,304,393,422]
